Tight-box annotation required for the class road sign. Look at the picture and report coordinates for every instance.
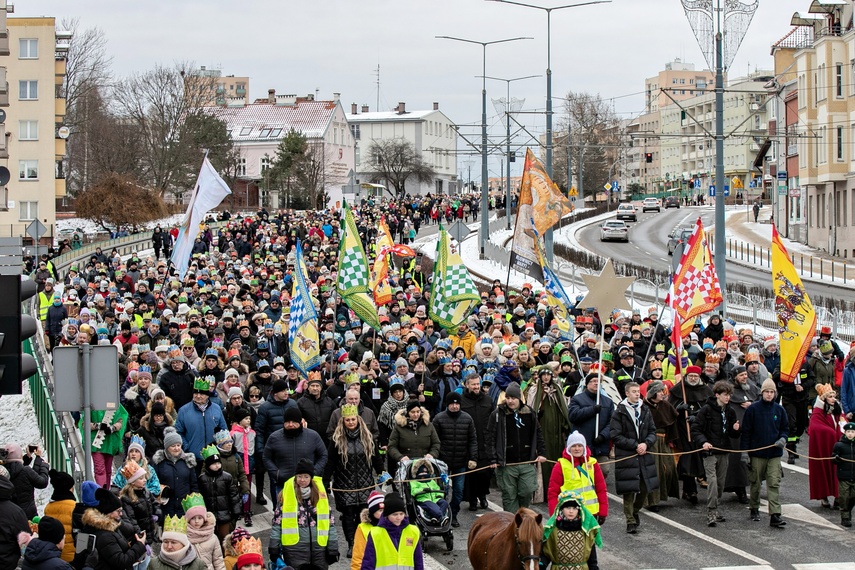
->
[26,219,47,242]
[448,221,471,244]
[789,188,801,197]
[603,182,612,192]
[53,345,120,411]
[694,179,701,189]
[777,170,787,180]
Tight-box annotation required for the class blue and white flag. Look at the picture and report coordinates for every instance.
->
[171,156,231,280]
[289,240,320,376]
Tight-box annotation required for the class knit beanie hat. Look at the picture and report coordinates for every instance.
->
[163,427,183,449]
[383,492,407,516]
[94,487,122,514]
[272,379,289,394]
[505,381,522,400]
[367,490,385,518]
[228,387,243,399]
[445,391,463,406]
[81,480,100,507]
[150,387,166,401]
[234,408,251,423]
[565,431,587,454]
[37,516,66,545]
[48,469,74,495]
[283,405,302,424]
[4,443,23,463]
[406,399,421,413]
[760,378,777,394]
[296,458,315,477]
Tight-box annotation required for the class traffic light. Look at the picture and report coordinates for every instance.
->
[645,153,653,163]
[0,275,38,395]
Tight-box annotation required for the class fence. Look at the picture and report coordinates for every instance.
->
[725,237,853,286]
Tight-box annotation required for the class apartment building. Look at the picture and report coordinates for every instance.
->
[185,66,249,106]
[0,14,69,240]
[346,102,457,197]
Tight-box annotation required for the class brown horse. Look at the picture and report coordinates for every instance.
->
[467,507,544,570]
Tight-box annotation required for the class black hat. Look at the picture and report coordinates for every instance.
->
[283,406,303,424]
[445,391,462,406]
[204,452,222,468]
[732,365,747,377]
[296,458,315,477]
[48,469,74,494]
[406,399,421,413]
[234,408,251,423]
[38,516,66,545]
[383,492,407,516]
[150,402,167,417]
[94,487,122,514]
[272,379,289,394]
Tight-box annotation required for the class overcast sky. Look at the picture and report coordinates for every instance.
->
[24,0,806,178]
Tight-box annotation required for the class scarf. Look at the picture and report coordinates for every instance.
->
[186,516,215,545]
[406,418,420,433]
[379,396,408,430]
[621,399,642,437]
[158,542,196,569]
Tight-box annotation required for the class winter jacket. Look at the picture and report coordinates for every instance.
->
[568,389,614,457]
[0,478,30,570]
[198,469,241,524]
[842,360,855,417]
[359,516,423,570]
[324,434,383,507]
[298,394,336,443]
[740,397,788,459]
[159,362,197,410]
[691,397,740,454]
[20,538,73,570]
[387,408,441,463]
[609,398,659,495]
[6,455,50,519]
[546,447,608,517]
[484,403,546,466]
[151,449,199,516]
[136,412,173,459]
[778,362,814,403]
[174,400,227,461]
[268,483,340,570]
[832,435,855,482]
[262,426,328,490]
[43,492,76,562]
[255,395,298,451]
[459,389,494,467]
[187,512,224,570]
[119,488,160,543]
[217,448,250,495]
[78,508,147,570]
[432,409,477,470]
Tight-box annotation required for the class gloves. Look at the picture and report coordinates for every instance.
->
[676,403,689,412]
[325,548,340,564]
[99,423,113,434]
[151,515,158,523]
[592,404,602,413]
[377,472,392,486]
[241,493,249,503]
[740,453,750,465]
[594,434,606,445]
[84,548,99,570]
[440,473,448,485]
[596,515,606,525]
[774,437,786,449]
[833,454,841,464]
[145,544,152,557]
[467,460,477,470]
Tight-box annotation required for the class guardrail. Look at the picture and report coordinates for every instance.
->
[724,237,853,285]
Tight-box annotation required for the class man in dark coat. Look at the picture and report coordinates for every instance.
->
[297,375,336,448]
[262,406,328,492]
[4,443,50,519]
[568,372,615,479]
[433,391,478,527]
[158,356,197,410]
[610,381,659,534]
[459,372,495,512]
[668,366,713,505]
[0,475,30,570]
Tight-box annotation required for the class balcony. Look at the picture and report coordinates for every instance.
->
[54,97,66,118]
[236,87,246,96]
[54,137,65,156]
[0,81,7,107]
[55,58,66,78]
[55,177,66,198]
[0,29,8,57]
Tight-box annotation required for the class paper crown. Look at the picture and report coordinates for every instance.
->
[163,514,187,534]
[211,340,224,349]
[181,337,195,347]
[205,348,219,357]
[181,493,206,513]
[157,338,170,347]
[234,535,263,556]
[341,404,359,418]
[120,460,142,480]
[137,344,151,353]
[138,364,152,375]
[129,434,146,450]
[200,444,219,461]
[308,370,322,382]
[193,377,213,392]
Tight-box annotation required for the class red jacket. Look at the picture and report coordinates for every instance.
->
[547,446,608,518]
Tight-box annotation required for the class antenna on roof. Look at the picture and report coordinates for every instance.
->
[374,63,380,112]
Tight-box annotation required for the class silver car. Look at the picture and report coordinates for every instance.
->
[600,220,629,242]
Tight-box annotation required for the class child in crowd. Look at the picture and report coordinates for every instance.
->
[118,459,161,544]
[360,492,423,570]
[183,493,226,570]
[222,527,251,570]
[230,408,256,517]
[112,434,162,497]
[214,430,251,527]
[542,490,602,570]
[197,445,242,542]
[352,490,385,570]
[833,421,855,527]
[408,460,448,523]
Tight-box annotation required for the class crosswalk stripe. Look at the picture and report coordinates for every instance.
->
[792,564,855,569]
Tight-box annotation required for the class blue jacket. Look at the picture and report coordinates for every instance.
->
[841,360,855,416]
[740,397,788,459]
[255,395,298,451]
[174,400,227,460]
[568,388,614,457]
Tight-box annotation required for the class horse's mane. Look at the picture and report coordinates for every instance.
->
[514,507,543,543]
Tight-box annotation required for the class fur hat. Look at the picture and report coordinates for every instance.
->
[505,381,522,400]
[760,378,777,394]
[646,380,667,400]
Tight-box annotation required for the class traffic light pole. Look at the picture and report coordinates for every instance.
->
[714,24,727,315]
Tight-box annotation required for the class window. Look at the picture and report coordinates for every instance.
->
[19,160,38,180]
[237,158,246,176]
[837,64,844,97]
[837,126,844,160]
[18,80,38,100]
[350,124,360,140]
[18,201,38,221]
[260,157,271,173]
[259,128,271,137]
[239,126,252,136]
[19,120,38,140]
[18,39,37,59]
[269,128,281,137]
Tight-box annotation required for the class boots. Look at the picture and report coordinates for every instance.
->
[786,440,799,464]
[242,495,253,527]
[707,510,717,527]
[770,513,787,528]
[346,543,353,558]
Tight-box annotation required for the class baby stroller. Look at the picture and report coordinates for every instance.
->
[394,457,454,551]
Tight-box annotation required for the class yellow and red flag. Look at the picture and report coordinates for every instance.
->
[370,218,394,305]
[665,217,723,336]
[772,224,816,383]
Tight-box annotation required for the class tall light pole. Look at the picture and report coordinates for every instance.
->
[437,35,533,257]
[485,74,541,229]
[487,0,610,263]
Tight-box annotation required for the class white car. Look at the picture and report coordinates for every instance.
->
[615,203,637,222]
[642,197,661,212]
[600,220,629,242]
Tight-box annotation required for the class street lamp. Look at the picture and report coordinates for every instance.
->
[484,74,541,230]
[436,35,533,258]
[487,0,610,263]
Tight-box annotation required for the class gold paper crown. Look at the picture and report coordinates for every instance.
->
[308,370,321,382]
[341,404,359,418]
[120,460,142,479]
[234,536,262,556]
[163,515,187,534]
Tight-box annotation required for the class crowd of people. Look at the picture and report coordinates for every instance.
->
[5,199,855,570]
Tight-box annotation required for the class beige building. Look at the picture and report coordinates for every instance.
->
[185,66,249,106]
[0,14,69,240]
[645,59,716,113]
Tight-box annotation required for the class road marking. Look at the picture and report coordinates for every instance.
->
[608,492,770,566]
[793,565,855,569]
[424,554,452,570]
[701,567,774,570]
[758,499,843,532]
[782,461,810,476]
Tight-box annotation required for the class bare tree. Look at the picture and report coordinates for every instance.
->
[302,142,348,210]
[363,138,436,198]
[76,172,168,232]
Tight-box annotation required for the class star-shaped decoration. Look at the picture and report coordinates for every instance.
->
[579,258,636,314]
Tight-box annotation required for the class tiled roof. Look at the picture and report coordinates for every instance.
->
[346,110,437,122]
[205,100,338,141]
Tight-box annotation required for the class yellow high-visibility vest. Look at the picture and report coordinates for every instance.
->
[370,524,420,570]
[38,291,51,320]
[281,476,330,547]
[558,457,600,515]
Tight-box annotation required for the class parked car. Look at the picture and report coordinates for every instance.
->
[667,226,694,255]
[600,220,630,242]
[615,203,637,222]
[642,198,661,213]
[664,196,681,209]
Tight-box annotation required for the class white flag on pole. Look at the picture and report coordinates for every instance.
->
[171,156,231,279]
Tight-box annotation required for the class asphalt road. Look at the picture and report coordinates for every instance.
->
[576,206,846,302]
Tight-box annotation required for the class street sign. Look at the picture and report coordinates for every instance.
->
[694,179,701,189]
[777,170,787,180]
[789,188,801,197]
[709,185,730,197]
[26,219,47,242]
[53,345,120,411]
[603,183,612,192]
[448,221,471,244]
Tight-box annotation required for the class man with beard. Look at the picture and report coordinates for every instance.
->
[262,406,327,495]
[298,374,336,449]
[668,366,712,505]
[460,373,495,512]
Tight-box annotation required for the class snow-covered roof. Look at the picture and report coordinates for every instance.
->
[206,100,339,141]
[346,109,441,123]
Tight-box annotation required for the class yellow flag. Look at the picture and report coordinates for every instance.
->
[772,224,816,383]
[370,218,394,305]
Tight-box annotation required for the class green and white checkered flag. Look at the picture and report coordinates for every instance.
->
[429,228,479,330]
[337,201,380,330]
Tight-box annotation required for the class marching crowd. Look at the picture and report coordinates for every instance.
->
[4,201,855,570]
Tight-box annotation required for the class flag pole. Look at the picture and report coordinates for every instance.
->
[594,331,604,439]
[638,302,670,376]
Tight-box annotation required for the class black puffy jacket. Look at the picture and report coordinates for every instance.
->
[20,538,70,570]
[119,488,161,543]
[6,456,50,519]
[151,449,198,516]
[158,362,196,410]
[610,400,659,495]
[77,508,147,570]
[459,389,494,467]
[298,394,336,444]
[432,409,478,470]
[255,395,299,450]
[0,478,29,570]
[833,436,855,482]
[198,468,241,524]
[691,397,740,454]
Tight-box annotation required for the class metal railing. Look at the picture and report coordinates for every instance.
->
[725,237,853,286]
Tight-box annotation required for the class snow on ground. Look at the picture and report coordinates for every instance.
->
[57,213,187,238]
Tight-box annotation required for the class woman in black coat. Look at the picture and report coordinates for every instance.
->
[151,430,198,517]
[5,448,50,520]
[76,489,147,570]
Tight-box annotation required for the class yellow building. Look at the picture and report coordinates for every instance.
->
[185,66,250,107]
[0,14,69,241]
